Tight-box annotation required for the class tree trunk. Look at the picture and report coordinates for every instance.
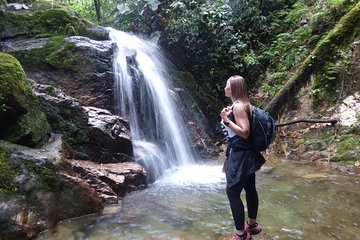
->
[94,0,101,22]
[265,2,360,118]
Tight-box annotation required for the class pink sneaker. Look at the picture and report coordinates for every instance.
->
[232,231,252,240]
[245,222,262,235]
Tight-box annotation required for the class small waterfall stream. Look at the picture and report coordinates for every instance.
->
[108,28,197,181]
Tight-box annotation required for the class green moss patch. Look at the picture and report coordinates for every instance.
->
[13,36,65,69]
[330,132,360,162]
[1,4,107,41]
[0,146,19,195]
[294,137,332,151]
[0,52,51,147]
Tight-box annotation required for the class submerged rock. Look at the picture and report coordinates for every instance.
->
[70,160,147,203]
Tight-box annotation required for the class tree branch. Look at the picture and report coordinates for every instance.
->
[276,118,338,127]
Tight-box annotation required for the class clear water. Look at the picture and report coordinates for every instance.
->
[37,156,360,240]
[108,28,196,181]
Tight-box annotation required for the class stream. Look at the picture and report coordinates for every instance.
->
[37,156,360,240]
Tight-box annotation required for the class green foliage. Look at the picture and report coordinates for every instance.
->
[312,62,339,108]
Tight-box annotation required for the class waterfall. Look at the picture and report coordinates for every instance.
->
[108,28,197,181]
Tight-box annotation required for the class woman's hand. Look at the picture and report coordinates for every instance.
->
[220,107,231,123]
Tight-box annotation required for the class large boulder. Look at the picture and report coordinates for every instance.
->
[83,106,133,162]
[0,2,109,40]
[0,138,104,239]
[1,35,115,110]
[0,2,113,111]
[31,81,133,162]
[0,134,146,239]
[0,52,50,147]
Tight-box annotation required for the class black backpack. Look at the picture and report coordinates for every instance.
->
[250,107,276,151]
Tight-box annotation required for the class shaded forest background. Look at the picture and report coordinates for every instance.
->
[2,0,359,164]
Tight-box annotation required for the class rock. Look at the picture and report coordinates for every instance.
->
[0,4,109,40]
[6,3,31,11]
[83,106,134,162]
[331,92,360,126]
[1,35,115,110]
[0,52,51,147]
[31,82,133,162]
[173,87,220,158]
[70,160,147,203]
[0,139,104,239]
[219,232,273,240]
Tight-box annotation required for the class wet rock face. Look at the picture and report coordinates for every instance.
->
[0,135,146,239]
[70,160,147,204]
[38,36,115,110]
[83,106,134,162]
[31,82,133,162]
[1,35,116,111]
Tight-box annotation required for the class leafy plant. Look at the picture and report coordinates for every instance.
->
[312,62,339,108]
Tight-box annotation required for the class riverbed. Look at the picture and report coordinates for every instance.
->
[37,156,360,240]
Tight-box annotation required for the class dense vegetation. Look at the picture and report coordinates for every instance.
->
[2,0,359,165]
[10,0,357,107]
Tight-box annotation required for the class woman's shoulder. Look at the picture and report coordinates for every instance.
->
[232,101,247,111]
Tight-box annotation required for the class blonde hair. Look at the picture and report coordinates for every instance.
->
[229,75,251,118]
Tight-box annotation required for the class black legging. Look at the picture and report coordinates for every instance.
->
[226,172,258,230]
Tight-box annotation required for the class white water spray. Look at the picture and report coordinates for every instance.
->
[109,28,197,181]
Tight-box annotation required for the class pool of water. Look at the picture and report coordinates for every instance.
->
[37,156,360,240]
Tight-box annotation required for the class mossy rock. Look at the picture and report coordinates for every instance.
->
[0,3,109,40]
[330,133,360,162]
[0,146,19,196]
[0,52,51,147]
[12,36,66,69]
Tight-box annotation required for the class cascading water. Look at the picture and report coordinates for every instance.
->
[108,28,197,181]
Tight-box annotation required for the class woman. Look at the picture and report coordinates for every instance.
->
[220,75,265,240]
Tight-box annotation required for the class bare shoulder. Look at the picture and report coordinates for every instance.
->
[232,101,247,113]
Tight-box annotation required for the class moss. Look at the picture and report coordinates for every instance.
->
[314,2,360,63]
[63,130,89,152]
[13,35,65,69]
[45,40,84,71]
[1,3,107,41]
[330,133,360,162]
[0,146,19,195]
[26,161,63,192]
[0,52,51,147]
[0,52,32,94]
[33,8,80,36]
[13,34,92,72]
[294,136,332,151]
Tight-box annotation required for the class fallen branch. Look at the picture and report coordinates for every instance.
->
[276,118,338,127]
[216,118,338,146]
